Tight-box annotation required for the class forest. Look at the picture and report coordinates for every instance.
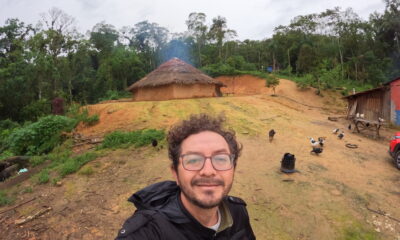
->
[0,0,399,122]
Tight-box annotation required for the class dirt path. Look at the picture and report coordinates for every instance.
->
[1,77,399,240]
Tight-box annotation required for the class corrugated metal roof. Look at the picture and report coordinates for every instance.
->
[342,86,387,99]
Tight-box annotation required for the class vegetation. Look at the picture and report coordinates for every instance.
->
[0,190,14,206]
[265,74,280,95]
[0,2,398,123]
[99,129,165,149]
[6,115,76,155]
[37,169,50,184]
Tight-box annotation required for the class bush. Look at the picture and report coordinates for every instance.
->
[99,129,165,149]
[265,74,280,95]
[201,63,238,77]
[226,56,256,71]
[98,90,131,102]
[20,99,51,122]
[0,119,20,154]
[7,115,77,155]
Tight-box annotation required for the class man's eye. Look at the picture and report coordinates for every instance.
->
[186,157,203,164]
[213,155,229,162]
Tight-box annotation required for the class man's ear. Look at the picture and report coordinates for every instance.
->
[171,165,179,185]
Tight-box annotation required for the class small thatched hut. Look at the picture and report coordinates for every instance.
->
[127,58,224,101]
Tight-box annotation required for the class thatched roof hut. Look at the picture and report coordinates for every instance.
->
[127,58,224,101]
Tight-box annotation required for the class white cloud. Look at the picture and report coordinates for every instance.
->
[0,0,386,40]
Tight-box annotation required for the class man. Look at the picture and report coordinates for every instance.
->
[116,114,256,239]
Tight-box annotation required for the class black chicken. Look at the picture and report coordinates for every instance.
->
[311,147,323,155]
[269,129,276,142]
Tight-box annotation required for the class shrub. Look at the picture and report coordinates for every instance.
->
[98,90,131,102]
[201,63,238,77]
[265,74,280,95]
[20,99,51,122]
[7,115,77,155]
[0,119,20,154]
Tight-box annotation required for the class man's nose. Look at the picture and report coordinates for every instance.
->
[199,158,216,176]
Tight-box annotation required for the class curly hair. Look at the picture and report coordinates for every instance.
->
[167,113,242,171]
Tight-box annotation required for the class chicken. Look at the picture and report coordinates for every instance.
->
[311,147,323,155]
[268,129,276,142]
[317,137,326,147]
[338,132,344,140]
[332,128,339,134]
[309,137,319,146]
[152,139,158,147]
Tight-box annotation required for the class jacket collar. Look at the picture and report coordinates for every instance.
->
[128,180,233,231]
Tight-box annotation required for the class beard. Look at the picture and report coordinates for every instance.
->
[178,177,233,209]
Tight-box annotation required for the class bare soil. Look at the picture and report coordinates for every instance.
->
[1,76,399,240]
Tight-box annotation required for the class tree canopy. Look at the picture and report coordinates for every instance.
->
[1,3,399,121]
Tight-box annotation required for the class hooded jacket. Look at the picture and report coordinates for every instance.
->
[115,181,256,240]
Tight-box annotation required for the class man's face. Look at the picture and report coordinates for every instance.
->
[172,131,235,209]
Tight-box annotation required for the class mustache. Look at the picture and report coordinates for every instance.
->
[192,178,224,186]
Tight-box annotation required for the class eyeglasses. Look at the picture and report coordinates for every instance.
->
[180,153,234,171]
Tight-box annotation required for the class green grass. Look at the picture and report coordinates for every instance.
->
[82,114,99,126]
[0,190,14,206]
[99,129,165,149]
[342,224,378,240]
[58,152,98,177]
[37,169,50,184]
[78,166,94,176]
[21,186,33,193]
[274,73,374,95]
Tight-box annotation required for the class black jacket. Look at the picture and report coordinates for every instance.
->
[115,181,256,240]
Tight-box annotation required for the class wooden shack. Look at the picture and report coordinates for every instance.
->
[343,77,400,125]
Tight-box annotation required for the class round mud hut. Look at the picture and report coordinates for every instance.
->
[127,58,225,101]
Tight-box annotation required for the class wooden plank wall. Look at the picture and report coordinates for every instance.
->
[346,88,390,121]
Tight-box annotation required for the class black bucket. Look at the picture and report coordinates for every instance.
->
[280,153,296,173]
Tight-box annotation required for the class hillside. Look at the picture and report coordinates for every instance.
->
[1,77,399,240]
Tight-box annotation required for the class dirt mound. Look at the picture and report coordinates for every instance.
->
[76,77,346,138]
[216,75,342,109]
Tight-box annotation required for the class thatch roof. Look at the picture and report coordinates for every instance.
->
[127,58,224,91]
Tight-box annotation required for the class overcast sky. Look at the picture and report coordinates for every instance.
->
[0,0,386,40]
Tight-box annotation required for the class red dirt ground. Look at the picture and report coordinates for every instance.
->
[1,76,399,240]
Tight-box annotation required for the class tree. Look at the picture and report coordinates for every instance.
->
[208,16,237,61]
[266,74,280,96]
[186,12,208,66]
[0,18,35,121]
[90,22,119,56]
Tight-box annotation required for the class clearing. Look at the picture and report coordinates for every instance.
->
[1,76,399,240]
